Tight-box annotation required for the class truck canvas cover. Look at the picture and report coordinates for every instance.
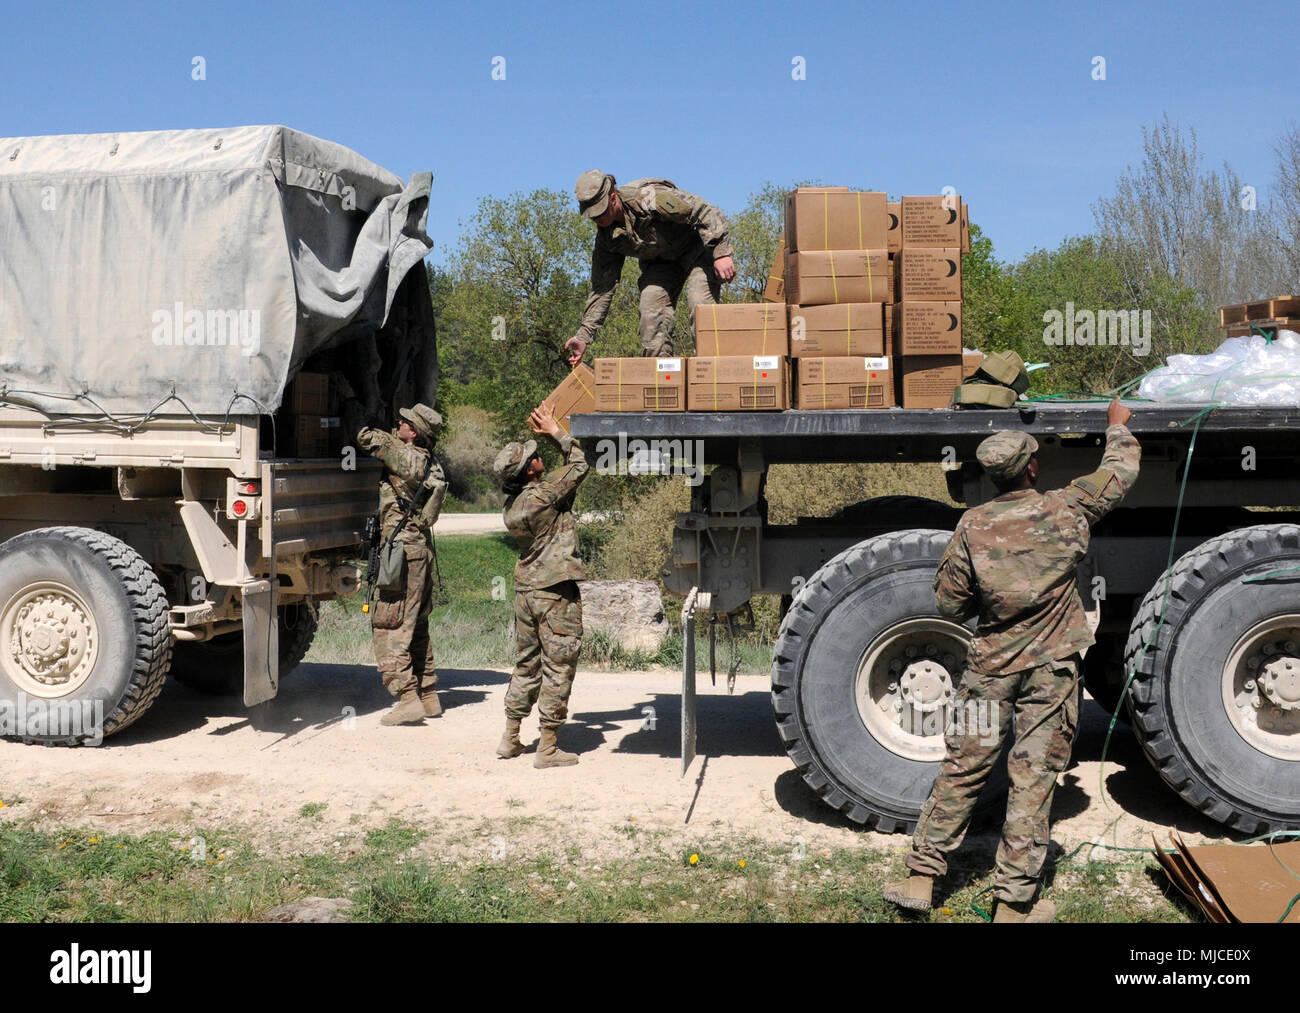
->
[0,125,434,415]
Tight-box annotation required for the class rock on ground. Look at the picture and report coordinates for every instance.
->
[579,579,669,655]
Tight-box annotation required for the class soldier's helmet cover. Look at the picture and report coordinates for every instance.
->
[977,430,1039,483]
[399,404,443,442]
[493,439,540,488]
[575,170,614,219]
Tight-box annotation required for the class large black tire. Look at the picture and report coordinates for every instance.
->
[773,529,1003,832]
[0,527,171,744]
[172,601,319,696]
[1125,524,1300,833]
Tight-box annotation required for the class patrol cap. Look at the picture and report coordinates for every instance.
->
[976,430,1038,483]
[399,404,443,442]
[493,439,539,488]
[575,170,614,219]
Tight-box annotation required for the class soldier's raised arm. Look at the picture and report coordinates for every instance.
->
[1062,399,1141,527]
[527,405,589,506]
[357,426,428,484]
[933,525,978,622]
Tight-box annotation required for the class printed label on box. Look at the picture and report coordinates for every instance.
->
[753,356,779,370]
[865,357,889,370]
[657,358,683,372]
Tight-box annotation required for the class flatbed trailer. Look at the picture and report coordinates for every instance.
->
[571,403,1300,834]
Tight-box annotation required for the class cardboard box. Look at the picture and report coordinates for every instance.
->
[961,203,971,254]
[895,301,963,355]
[785,190,888,252]
[896,248,963,301]
[688,355,790,411]
[962,350,985,379]
[789,302,889,357]
[785,250,892,305]
[795,356,895,409]
[898,356,963,410]
[886,201,902,254]
[295,414,343,457]
[763,236,785,303]
[901,195,964,248]
[542,363,596,433]
[593,357,685,412]
[693,302,789,357]
[287,372,331,415]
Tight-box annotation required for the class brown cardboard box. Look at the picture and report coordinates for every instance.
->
[785,250,892,305]
[895,301,963,355]
[593,357,685,412]
[795,356,895,409]
[688,355,789,411]
[789,302,889,357]
[896,248,963,301]
[901,195,964,248]
[898,356,963,409]
[542,363,596,433]
[961,203,971,254]
[763,236,785,303]
[693,302,789,357]
[785,190,888,252]
[287,371,331,415]
[295,414,343,457]
[886,201,902,253]
[962,350,985,379]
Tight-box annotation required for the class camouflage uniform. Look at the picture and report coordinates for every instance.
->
[501,434,589,728]
[357,425,447,700]
[906,423,1141,905]
[573,173,731,356]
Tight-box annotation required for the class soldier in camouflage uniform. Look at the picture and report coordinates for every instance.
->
[885,398,1140,922]
[353,403,448,726]
[564,170,735,364]
[492,403,590,767]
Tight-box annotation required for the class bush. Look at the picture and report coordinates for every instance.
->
[437,404,506,511]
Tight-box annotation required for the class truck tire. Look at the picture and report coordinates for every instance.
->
[0,526,171,744]
[772,529,1003,832]
[172,602,319,696]
[1125,524,1300,833]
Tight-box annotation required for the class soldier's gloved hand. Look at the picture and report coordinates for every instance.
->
[564,336,588,367]
[713,255,736,283]
[529,404,562,439]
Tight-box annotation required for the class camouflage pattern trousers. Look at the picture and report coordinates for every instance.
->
[370,536,435,698]
[638,247,722,356]
[906,653,1082,905]
[505,581,582,729]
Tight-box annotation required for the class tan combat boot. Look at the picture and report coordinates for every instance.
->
[992,898,1054,923]
[883,874,934,912]
[420,684,442,718]
[533,725,579,768]
[381,687,426,726]
[496,717,525,759]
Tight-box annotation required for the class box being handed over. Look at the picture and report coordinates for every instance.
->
[688,355,790,411]
[542,362,596,433]
[594,357,685,412]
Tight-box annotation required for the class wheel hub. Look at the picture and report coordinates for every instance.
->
[2,584,98,698]
[1258,654,1300,710]
[899,658,954,713]
[1223,621,1300,760]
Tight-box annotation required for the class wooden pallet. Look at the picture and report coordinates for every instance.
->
[1224,318,1300,337]
[1220,296,1300,327]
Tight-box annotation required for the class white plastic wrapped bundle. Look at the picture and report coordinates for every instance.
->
[1137,332,1300,404]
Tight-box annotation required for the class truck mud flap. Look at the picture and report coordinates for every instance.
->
[241,580,280,706]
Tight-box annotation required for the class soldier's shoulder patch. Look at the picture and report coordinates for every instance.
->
[1072,469,1119,499]
[654,191,689,217]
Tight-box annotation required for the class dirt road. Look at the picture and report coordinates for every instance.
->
[0,661,1231,867]
[434,513,506,536]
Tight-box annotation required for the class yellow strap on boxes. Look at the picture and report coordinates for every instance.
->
[866,249,875,301]
[856,192,863,250]
[829,251,839,304]
[710,304,721,357]
[845,304,851,356]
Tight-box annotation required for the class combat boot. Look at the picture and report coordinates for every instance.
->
[420,684,442,718]
[496,717,525,759]
[381,687,426,726]
[533,726,579,768]
[883,874,934,912]
[992,897,1056,923]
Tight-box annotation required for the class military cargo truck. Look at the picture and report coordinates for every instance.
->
[571,404,1300,835]
[0,126,435,741]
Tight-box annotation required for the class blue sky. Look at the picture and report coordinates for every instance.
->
[2,0,1294,264]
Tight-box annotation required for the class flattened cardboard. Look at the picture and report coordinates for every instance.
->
[896,248,963,301]
[895,301,963,355]
[901,195,964,248]
[789,302,889,357]
[688,355,790,411]
[785,250,892,305]
[542,362,596,433]
[1184,839,1300,923]
[785,190,888,252]
[795,356,895,409]
[593,357,685,412]
[693,302,789,357]
[886,201,902,253]
[763,236,786,302]
[898,355,963,409]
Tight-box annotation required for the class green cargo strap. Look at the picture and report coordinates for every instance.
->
[973,350,1030,394]
[952,382,1018,408]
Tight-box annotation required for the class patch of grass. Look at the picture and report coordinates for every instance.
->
[299,803,327,820]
